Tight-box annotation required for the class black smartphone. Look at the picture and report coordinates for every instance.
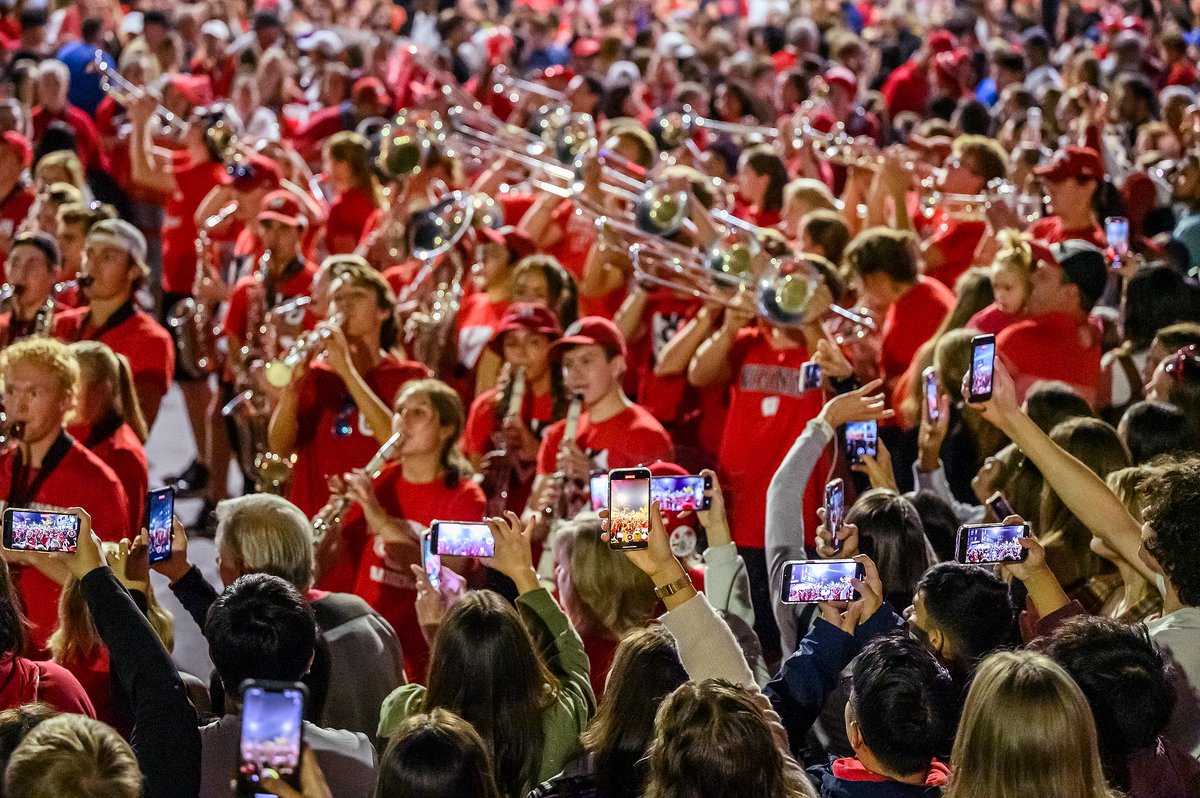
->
[955,522,1030,564]
[431,520,495,558]
[2,508,81,553]
[801,361,822,391]
[824,478,845,553]
[923,366,940,422]
[1105,215,1129,270]
[145,487,175,565]
[608,467,651,550]
[236,680,306,797]
[968,334,996,402]
[780,559,864,604]
[986,492,1015,520]
[845,420,878,464]
[421,530,442,591]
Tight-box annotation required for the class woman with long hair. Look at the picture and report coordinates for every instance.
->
[946,649,1118,798]
[375,709,502,798]
[377,513,592,798]
[512,256,579,330]
[734,144,789,228]
[66,342,148,534]
[323,131,383,255]
[319,378,485,682]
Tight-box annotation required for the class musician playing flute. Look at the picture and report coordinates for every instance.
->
[269,257,427,521]
[52,219,174,426]
[316,378,485,682]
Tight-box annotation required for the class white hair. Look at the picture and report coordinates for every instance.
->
[214,494,315,590]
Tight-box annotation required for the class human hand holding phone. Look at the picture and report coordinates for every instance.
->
[601,503,693,605]
[148,516,191,586]
[815,511,859,558]
[816,554,883,634]
[109,534,151,593]
[694,469,729,547]
[259,748,331,798]
[481,512,538,594]
[50,508,106,580]
[851,438,898,492]
[994,515,1070,618]
[962,355,1021,432]
[917,392,952,473]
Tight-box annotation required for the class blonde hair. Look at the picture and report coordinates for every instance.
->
[946,650,1117,798]
[49,544,174,667]
[552,513,656,638]
[34,154,85,191]
[4,714,141,798]
[784,177,838,215]
[991,229,1036,284]
[68,342,149,443]
[1,337,79,404]
[214,494,315,591]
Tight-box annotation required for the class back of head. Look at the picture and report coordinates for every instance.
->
[4,714,140,798]
[215,495,315,591]
[845,490,935,607]
[375,709,501,798]
[1024,381,1094,433]
[1120,401,1195,464]
[553,514,656,638]
[205,573,317,695]
[848,635,955,778]
[1041,418,1130,540]
[581,625,688,797]
[948,650,1112,798]
[1046,616,1173,788]
[1123,265,1195,351]
[1139,457,1200,607]
[800,209,850,265]
[843,227,921,285]
[909,491,959,562]
[917,562,1013,670]
[0,703,57,778]
[645,680,811,798]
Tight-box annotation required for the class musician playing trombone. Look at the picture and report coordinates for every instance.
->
[268,257,428,519]
[0,232,61,344]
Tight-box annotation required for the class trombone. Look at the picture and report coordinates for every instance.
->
[491,64,567,105]
[90,50,186,137]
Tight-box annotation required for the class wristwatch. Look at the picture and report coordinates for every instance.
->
[653,573,693,599]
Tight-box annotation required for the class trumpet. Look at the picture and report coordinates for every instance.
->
[265,312,345,388]
[311,431,405,544]
[491,65,567,105]
[90,50,186,137]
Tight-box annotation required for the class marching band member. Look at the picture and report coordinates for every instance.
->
[0,338,129,653]
[315,378,486,681]
[52,219,174,427]
[0,132,34,274]
[0,232,60,344]
[54,202,112,308]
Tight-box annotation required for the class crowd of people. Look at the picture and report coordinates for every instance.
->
[0,0,1194,795]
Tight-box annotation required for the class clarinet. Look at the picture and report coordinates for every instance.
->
[481,367,527,516]
[551,394,585,521]
[311,432,406,545]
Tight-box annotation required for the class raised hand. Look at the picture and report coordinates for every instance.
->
[962,356,1020,430]
[852,437,898,492]
[694,469,730,548]
[817,378,894,429]
[815,509,859,558]
[817,554,883,633]
[481,512,538,593]
[148,516,190,585]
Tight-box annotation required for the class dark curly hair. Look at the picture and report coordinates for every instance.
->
[1139,456,1200,606]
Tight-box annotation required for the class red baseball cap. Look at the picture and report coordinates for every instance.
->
[478,226,538,259]
[258,190,306,227]
[168,73,213,108]
[1034,146,1104,183]
[549,316,627,361]
[926,29,955,54]
[352,76,390,106]
[0,131,31,168]
[486,302,562,354]
[823,66,857,94]
[222,153,283,191]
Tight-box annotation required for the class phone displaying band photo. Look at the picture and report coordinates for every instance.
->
[608,468,651,550]
[844,420,878,464]
[955,523,1030,564]
[824,478,845,553]
[986,492,1015,520]
[431,521,495,558]
[2,508,81,553]
[968,334,996,402]
[652,475,712,512]
[780,559,864,604]
[801,361,822,391]
[923,366,939,422]
[145,487,175,565]
[1105,215,1129,269]
[236,681,306,797]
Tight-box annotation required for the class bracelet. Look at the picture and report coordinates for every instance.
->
[653,573,693,599]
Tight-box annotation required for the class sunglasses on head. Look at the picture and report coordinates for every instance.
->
[1164,345,1200,383]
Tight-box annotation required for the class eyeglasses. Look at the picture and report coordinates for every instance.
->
[1164,345,1200,384]
[226,162,257,182]
[332,394,355,438]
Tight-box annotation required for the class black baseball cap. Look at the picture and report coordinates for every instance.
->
[1050,240,1108,308]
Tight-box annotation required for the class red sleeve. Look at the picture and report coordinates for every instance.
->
[325,191,376,255]
[95,470,132,542]
[446,482,486,522]
[463,393,497,457]
[220,280,250,339]
[36,661,97,718]
[536,421,565,475]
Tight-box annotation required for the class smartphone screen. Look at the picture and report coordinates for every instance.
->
[237,682,305,796]
[652,475,712,512]
[955,523,1030,564]
[590,474,609,511]
[845,420,878,464]
[780,559,863,604]
[923,366,939,422]
[986,492,1014,520]
[2,508,80,553]
[145,487,175,565]
[608,468,651,550]
[421,531,441,591]
[824,479,844,552]
[968,334,996,402]
[1105,215,1129,268]
[432,521,495,558]
[801,361,822,391]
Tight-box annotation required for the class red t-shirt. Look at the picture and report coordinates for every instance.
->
[0,184,34,280]
[880,278,955,388]
[60,648,127,736]
[0,653,95,717]
[339,465,486,681]
[463,386,556,514]
[292,105,350,163]
[881,60,929,117]
[32,105,105,172]
[967,303,1024,336]
[546,202,624,318]
[326,187,378,255]
[161,153,225,295]
[997,311,1102,405]
[66,421,147,534]
[1165,60,1199,87]
[716,326,826,549]
[0,437,130,651]
[921,214,987,290]
[287,357,430,518]
[455,294,510,371]
[535,402,674,476]
[218,259,318,341]
[627,291,701,425]
[1028,217,1107,248]
[54,305,175,410]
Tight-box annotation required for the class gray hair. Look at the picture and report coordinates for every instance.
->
[214,495,315,591]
